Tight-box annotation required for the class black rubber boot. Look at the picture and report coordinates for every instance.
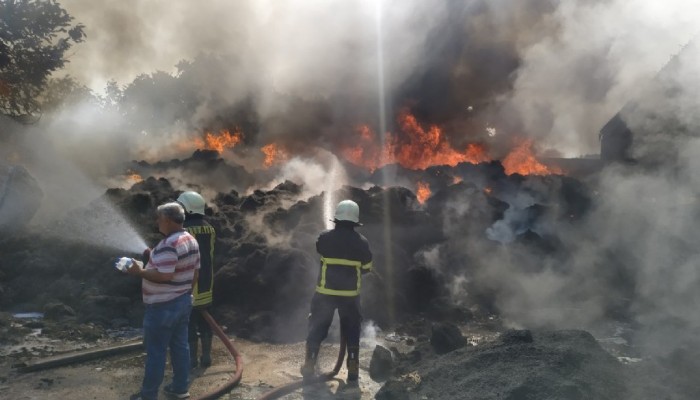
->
[346,346,359,382]
[200,335,212,368]
[189,340,198,369]
[300,344,319,380]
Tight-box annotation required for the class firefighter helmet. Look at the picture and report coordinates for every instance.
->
[177,191,206,215]
[334,200,360,224]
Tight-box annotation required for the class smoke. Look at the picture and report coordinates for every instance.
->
[504,0,700,156]
[361,320,381,350]
[59,0,446,118]
[27,0,695,166]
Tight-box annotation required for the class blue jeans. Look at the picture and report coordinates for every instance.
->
[139,293,192,399]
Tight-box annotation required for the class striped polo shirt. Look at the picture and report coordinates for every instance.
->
[142,230,200,304]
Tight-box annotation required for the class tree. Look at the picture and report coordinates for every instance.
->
[0,0,85,120]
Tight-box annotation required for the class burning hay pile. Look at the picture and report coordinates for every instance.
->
[0,150,593,342]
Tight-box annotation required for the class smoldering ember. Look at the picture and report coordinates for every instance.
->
[2,1,700,400]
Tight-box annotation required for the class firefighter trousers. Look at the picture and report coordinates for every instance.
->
[306,292,362,351]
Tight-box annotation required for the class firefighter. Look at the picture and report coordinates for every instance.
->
[177,191,217,369]
[300,199,373,383]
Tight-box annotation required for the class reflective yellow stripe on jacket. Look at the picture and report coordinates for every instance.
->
[315,257,372,297]
[185,224,216,307]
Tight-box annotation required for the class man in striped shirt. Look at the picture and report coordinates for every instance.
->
[127,202,200,400]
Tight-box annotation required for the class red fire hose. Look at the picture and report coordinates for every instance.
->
[256,335,347,400]
[193,309,243,400]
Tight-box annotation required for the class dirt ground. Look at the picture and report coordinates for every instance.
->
[0,335,388,400]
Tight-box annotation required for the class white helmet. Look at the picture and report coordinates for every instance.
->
[177,191,206,215]
[334,200,360,224]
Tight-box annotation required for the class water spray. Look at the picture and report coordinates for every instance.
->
[376,0,396,326]
[323,157,339,230]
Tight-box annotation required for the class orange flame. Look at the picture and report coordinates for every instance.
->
[193,129,243,153]
[502,139,562,176]
[484,187,492,194]
[340,125,391,172]
[125,169,143,183]
[393,112,489,169]
[452,176,463,184]
[416,181,431,204]
[261,143,290,168]
[341,111,489,172]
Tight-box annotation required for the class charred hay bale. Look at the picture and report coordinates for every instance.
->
[130,150,255,193]
[430,322,467,354]
[130,176,174,196]
[213,247,316,342]
[239,181,303,214]
[43,302,76,321]
[263,206,303,234]
[518,175,593,221]
[359,242,418,325]
[272,180,302,195]
[214,190,240,207]
[240,190,266,212]
[404,266,442,313]
[426,181,509,238]
[454,160,508,184]
[370,345,394,381]
[0,164,43,232]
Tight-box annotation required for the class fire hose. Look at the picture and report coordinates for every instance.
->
[194,310,243,400]
[256,334,347,400]
[18,310,242,400]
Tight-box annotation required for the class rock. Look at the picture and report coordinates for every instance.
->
[376,371,422,400]
[369,345,394,381]
[375,379,410,400]
[430,322,466,354]
[43,302,76,321]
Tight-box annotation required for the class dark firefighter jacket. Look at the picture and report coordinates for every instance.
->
[315,223,373,297]
[184,215,216,307]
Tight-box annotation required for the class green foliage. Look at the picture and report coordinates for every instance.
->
[0,0,85,119]
[38,75,95,112]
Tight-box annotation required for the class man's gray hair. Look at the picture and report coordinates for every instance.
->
[157,202,185,224]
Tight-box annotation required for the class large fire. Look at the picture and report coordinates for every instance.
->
[340,111,560,177]
[502,139,562,176]
[341,111,489,172]
[416,181,431,204]
[261,143,290,168]
[393,111,490,169]
[340,125,390,172]
[193,129,243,153]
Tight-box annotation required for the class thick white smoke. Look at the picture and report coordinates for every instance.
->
[506,0,700,156]
[60,0,447,118]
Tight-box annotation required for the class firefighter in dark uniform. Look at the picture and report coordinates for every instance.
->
[300,199,373,383]
[177,191,216,369]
